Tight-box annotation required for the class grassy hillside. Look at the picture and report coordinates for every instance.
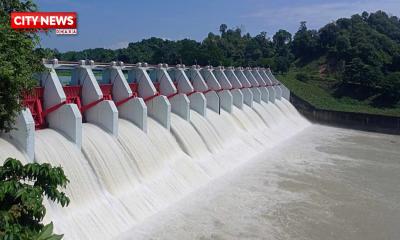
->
[278,66,400,117]
[278,11,400,117]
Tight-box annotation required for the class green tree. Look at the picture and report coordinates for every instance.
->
[367,11,400,42]
[272,30,293,73]
[60,24,278,68]
[219,24,227,35]
[0,0,46,132]
[0,158,70,239]
[176,39,205,66]
[272,29,292,48]
[274,56,291,73]
[343,57,383,87]
[292,21,320,60]
[380,72,400,103]
[319,23,339,50]
[254,31,274,59]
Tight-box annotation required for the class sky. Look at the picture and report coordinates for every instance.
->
[36,0,400,52]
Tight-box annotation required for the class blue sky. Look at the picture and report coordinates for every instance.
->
[36,0,400,52]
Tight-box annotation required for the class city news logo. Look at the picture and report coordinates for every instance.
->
[11,12,77,35]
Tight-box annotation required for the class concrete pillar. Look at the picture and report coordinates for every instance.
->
[104,61,147,132]
[214,66,242,110]
[199,66,221,90]
[230,89,243,109]
[146,94,171,129]
[204,91,219,113]
[266,68,289,100]
[199,66,223,113]
[252,68,270,103]
[224,67,246,109]
[274,86,283,100]
[169,94,190,120]
[259,68,276,103]
[103,61,131,102]
[224,67,242,89]
[265,68,283,100]
[281,85,290,100]
[42,60,82,148]
[3,109,35,161]
[47,105,82,148]
[173,64,207,117]
[224,67,244,107]
[171,64,194,94]
[155,64,190,121]
[251,68,266,86]
[213,66,233,90]
[118,98,147,131]
[240,67,262,103]
[188,92,206,116]
[155,64,176,96]
[134,63,171,129]
[243,67,259,87]
[186,65,211,116]
[233,68,254,108]
[217,90,233,113]
[201,66,232,113]
[72,60,118,136]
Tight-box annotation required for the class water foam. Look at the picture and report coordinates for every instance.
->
[35,129,132,240]
[0,138,27,163]
[1,97,311,240]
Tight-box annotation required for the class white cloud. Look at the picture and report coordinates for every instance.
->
[243,0,400,32]
[106,41,129,50]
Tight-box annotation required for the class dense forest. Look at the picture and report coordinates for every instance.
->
[54,11,400,109]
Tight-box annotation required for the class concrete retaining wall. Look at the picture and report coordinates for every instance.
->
[290,93,400,135]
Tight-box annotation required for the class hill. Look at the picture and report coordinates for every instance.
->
[281,11,400,116]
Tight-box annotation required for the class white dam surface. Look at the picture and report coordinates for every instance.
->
[1,99,399,240]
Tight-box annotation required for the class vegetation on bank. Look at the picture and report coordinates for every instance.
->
[278,70,400,117]
[0,158,70,240]
[279,12,400,116]
[54,11,400,116]
[0,0,47,132]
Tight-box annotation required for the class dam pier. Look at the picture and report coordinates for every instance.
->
[0,59,310,239]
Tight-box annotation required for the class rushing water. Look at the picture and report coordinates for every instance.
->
[0,99,312,239]
[0,138,27,163]
[189,110,225,153]
[119,125,400,240]
[35,129,133,240]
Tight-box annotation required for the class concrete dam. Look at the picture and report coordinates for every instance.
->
[0,59,311,239]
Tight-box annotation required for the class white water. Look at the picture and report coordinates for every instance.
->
[0,138,27,163]
[170,113,211,159]
[81,123,162,222]
[117,118,208,213]
[189,110,225,153]
[35,129,133,240]
[120,125,400,240]
[0,99,311,240]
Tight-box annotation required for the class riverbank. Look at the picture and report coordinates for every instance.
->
[290,93,400,135]
[278,72,400,117]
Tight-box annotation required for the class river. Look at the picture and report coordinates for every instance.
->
[118,124,400,240]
